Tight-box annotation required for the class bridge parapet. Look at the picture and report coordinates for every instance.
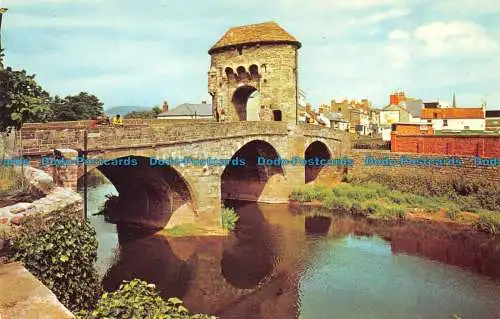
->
[19,121,291,155]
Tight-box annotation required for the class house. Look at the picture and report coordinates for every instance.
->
[420,107,485,131]
[401,99,424,123]
[304,104,320,125]
[330,98,372,133]
[157,101,213,120]
[486,110,500,132]
[318,112,349,131]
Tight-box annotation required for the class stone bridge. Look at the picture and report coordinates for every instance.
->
[18,120,351,230]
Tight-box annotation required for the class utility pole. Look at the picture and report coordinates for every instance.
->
[0,8,7,68]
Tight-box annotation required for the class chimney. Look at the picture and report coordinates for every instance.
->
[162,101,169,112]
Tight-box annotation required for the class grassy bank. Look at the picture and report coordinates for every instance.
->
[290,180,500,234]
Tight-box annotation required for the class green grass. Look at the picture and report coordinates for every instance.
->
[290,181,500,227]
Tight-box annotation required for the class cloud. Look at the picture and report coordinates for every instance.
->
[388,29,410,41]
[1,0,102,5]
[433,0,500,14]
[349,8,410,27]
[414,21,499,57]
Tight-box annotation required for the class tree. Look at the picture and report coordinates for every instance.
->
[124,105,162,119]
[52,92,104,121]
[0,67,53,131]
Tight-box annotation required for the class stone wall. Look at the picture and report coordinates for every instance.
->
[0,262,74,319]
[0,167,83,226]
[391,134,500,158]
[350,149,500,183]
[209,44,298,123]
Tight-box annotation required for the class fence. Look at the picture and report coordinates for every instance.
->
[0,130,26,196]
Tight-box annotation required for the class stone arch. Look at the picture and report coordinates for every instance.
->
[249,64,259,79]
[221,139,285,202]
[78,155,197,229]
[225,67,236,82]
[231,85,260,121]
[236,66,248,81]
[304,140,332,184]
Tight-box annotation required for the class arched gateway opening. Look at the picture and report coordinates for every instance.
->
[232,85,261,121]
[77,156,196,229]
[221,140,284,202]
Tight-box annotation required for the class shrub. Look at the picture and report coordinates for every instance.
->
[350,202,367,217]
[322,195,352,211]
[387,190,406,204]
[289,189,312,202]
[370,204,407,220]
[8,212,102,312]
[76,279,216,319]
[446,204,460,221]
[359,199,383,215]
[221,206,239,231]
[289,186,331,202]
[473,212,500,235]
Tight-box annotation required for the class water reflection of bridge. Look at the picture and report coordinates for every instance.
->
[99,202,500,318]
[102,201,311,318]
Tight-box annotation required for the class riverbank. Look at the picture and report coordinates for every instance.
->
[289,179,500,234]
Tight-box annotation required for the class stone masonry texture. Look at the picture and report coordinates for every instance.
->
[208,44,299,123]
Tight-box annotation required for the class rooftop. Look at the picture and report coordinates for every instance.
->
[158,102,212,117]
[209,21,301,54]
[420,108,484,119]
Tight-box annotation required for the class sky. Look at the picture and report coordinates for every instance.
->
[0,0,499,110]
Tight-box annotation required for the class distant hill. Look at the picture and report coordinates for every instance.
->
[105,106,150,116]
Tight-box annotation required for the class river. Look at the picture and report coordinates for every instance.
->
[79,182,500,319]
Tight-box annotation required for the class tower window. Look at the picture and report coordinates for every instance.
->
[237,47,243,55]
[273,110,282,121]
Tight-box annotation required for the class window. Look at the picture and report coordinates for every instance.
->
[464,126,470,130]
[237,47,243,55]
[433,113,438,118]
[273,110,282,121]
[338,107,341,112]
[443,119,448,126]
[427,120,431,123]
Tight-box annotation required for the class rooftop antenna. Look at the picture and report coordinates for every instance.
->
[481,97,487,108]
[452,92,456,108]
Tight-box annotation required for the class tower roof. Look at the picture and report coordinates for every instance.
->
[208,21,301,54]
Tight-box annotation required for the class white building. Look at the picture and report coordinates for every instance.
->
[420,107,485,131]
[319,112,349,131]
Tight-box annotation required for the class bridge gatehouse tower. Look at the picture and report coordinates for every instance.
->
[208,21,301,123]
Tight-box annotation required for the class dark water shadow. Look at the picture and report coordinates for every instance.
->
[305,215,332,236]
[221,200,279,289]
[102,223,192,299]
